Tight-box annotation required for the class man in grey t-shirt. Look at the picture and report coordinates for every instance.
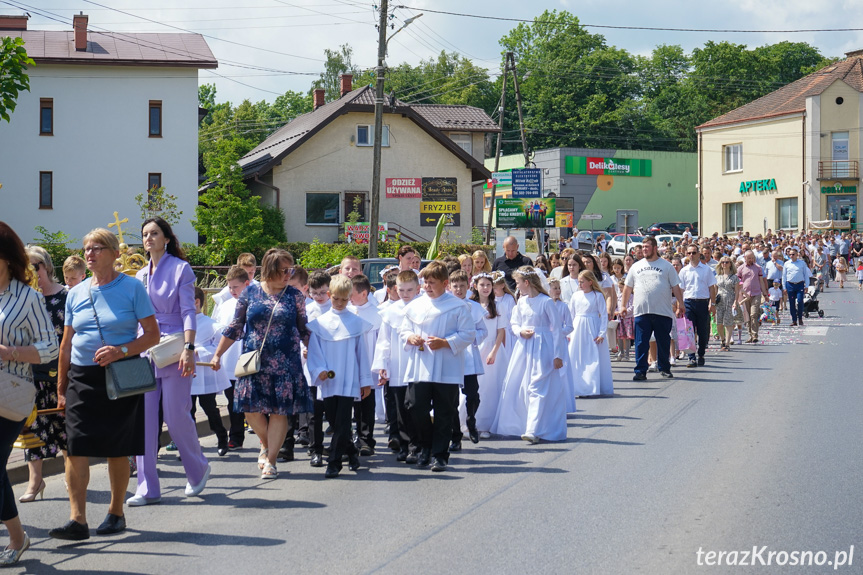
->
[621,236,684,380]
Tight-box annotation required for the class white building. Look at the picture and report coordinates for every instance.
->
[0,14,216,245]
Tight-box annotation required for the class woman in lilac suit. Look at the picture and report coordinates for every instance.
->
[127,218,209,506]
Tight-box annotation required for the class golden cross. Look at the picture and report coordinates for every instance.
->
[108,211,129,245]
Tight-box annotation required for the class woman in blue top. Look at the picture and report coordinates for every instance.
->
[49,229,159,542]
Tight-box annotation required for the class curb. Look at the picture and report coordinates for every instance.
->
[7,409,230,486]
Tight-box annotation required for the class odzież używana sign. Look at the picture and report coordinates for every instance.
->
[511,168,542,198]
[385,178,422,198]
[739,179,777,193]
[565,157,652,177]
[344,222,388,244]
[420,202,460,227]
[495,198,557,228]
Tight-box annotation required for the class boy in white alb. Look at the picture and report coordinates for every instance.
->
[306,275,373,478]
[400,261,475,472]
[347,274,381,455]
[372,270,420,462]
[447,270,487,449]
[212,266,250,450]
[211,253,258,319]
[299,271,331,466]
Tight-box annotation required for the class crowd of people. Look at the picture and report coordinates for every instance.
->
[0,219,852,566]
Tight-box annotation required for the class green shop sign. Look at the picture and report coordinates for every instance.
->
[821,182,857,194]
[739,179,777,193]
[565,156,652,177]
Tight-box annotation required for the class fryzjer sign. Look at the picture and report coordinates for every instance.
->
[385,178,421,198]
[739,179,777,193]
[496,198,557,228]
[420,177,459,226]
[565,156,652,177]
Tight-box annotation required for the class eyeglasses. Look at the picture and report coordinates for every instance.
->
[84,246,106,255]
[279,268,294,276]
[687,251,697,255]
[30,261,43,270]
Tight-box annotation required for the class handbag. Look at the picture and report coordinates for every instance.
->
[149,332,185,369]
[0,369,36,421]
[235,285,287,378]
[89,285,156,400]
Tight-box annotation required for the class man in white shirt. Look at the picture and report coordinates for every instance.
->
[678,248,717,367]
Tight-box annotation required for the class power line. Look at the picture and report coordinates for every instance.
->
[394,6,863,34]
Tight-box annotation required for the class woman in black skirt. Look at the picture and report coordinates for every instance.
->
[49,229,159,541]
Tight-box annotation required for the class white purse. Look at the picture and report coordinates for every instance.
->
[234,285,287,378]
[149,332,186,369]
[0,369,36,422]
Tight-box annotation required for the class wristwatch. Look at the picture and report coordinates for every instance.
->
[184,342,195,351]
[120,345,129,357]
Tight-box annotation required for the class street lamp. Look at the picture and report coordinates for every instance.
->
[368,6,422,258]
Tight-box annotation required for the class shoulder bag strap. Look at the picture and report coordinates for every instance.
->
[88,283,107,347]
[258,285,288,352]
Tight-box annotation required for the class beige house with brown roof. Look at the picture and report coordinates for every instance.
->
[240,75,496,243]
[696,51,863,235]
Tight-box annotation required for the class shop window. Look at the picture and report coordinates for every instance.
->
[149,100,162,137]
[356,124,389,147]
[306,192,340,225]
[723,144,742,173]
[777,198,798,230]
[40,98,53,135]
[450,133,472,155]
[724,202,742,232]
[39,172,53,209]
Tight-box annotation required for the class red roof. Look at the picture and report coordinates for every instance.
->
[697,56,863,129]
[2,30,217,68]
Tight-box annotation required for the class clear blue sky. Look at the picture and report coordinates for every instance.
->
[14,0,863,104]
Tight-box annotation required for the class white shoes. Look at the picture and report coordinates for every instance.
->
[126,494,161,507]
[185,463,211,497]
[648,362,659,372]
[0,532,29,566]
[479,431,491,439]
[521,434,539,444]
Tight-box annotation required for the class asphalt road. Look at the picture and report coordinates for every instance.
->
[4,290,863,574]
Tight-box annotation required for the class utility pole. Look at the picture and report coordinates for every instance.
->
[368,0,388,258]
[484,57,508,245]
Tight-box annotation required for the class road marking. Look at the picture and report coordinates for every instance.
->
[800,326,828,336]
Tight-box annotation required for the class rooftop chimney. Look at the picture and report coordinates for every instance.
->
[313,88,325,110]
[0,15,28,30]
[845,49,863,59]
[340,74,353,97]
[73,12,88,52]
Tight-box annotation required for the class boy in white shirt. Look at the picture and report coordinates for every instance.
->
[306,275,373,478]
[297,271,331,466]
[347,274,381,455]
[213,266,250,450]
[211,253,258,319]
[768,280,783,324]
[401,261,475,472]
[372,270,420,462]
[447,270,487,449]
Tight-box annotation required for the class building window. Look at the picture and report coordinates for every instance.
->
[148,173,162,203]
[39,172,53,209]
[356,125,389,147]
[39,98,53,135]
[777,198,798,230]
[724,202,742,232]
[450,133,472,155]
[723,144,742,173]
[149,100,162,137]
[306,192,340,225]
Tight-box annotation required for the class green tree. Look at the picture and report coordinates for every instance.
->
[312,44,359,102]
[135,186,183,227]
[0,36,34,122]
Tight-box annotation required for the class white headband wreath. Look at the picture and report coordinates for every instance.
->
[379,265,399,278]
[473,272,494,282]
[517,268,540,277]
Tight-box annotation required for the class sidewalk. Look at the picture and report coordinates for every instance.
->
[7,394,231,486]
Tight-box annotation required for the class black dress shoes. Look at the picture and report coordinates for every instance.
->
[449,441,462,452]
[324,464,340,478]
[417,450,431,468]
[309,453,324,467]
[96,514,126,536]
[468,426,479,444]
[405,451,418,464]
[49,520,90,541]
[431,457,447,472]
[348,454,361,471]
[387,437,401,451]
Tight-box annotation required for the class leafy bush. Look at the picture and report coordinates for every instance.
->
[31,226,80,270]
[299,238,367,269]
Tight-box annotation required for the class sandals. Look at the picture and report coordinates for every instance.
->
[261,462,278,480]
[257,448,268,470]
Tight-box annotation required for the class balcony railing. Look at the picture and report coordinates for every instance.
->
[818,160,859,180]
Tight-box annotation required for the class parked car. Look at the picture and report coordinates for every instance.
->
[645,222,696,235]
[653,233,684,246]
[606,234,645,256]
[361,258,431,291]
[575,231,613,251]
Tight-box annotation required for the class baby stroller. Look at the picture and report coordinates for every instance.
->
[802,280,824,318]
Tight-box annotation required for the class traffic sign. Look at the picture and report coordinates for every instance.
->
[489,172,512,186]
[581,213,602,220]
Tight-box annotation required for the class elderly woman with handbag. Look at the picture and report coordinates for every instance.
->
[128,217,210,507]
[0,222,59,566]
[212,248,314,480]
[49,228,159,542]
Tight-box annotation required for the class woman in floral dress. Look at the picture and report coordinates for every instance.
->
[213,249,313,479]
[20,247,67,502]
[714,256,742,351]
